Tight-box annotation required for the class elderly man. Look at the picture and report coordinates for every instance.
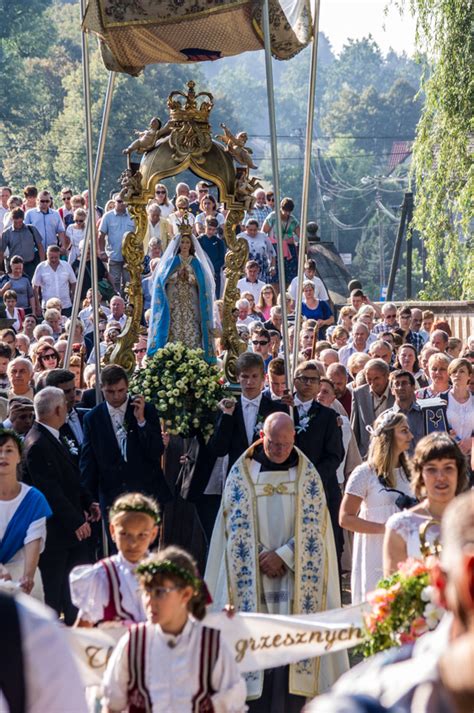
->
[320,348,339,370]
[107,295,127,329]
[305,490,474,712]
[206,412,348,710]
[368,339,393,366]
[145,202,170,253]
[245,188,272,227]
[98,194,135,294]
[373,302,399,334]
[338,322,370,367]
[351,358,394,457]
[24,190,66,254]
[7,357,34,401]
[32,245,77,317]
[23,387,98,624]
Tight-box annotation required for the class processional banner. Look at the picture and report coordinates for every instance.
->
[66,603,366,687]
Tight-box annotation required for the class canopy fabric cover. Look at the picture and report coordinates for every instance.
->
[83,0,314,74]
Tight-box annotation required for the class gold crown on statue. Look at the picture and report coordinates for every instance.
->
[178,213,194,237]
[167,81,214,124]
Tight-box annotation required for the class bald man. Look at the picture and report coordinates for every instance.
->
[206,412,348,711]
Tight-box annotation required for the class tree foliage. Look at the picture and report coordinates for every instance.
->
[400,0,474,299]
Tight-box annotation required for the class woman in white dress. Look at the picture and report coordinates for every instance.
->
[0,430,51,600]
[340,411,414,604]
[102,546,247,713]
[446,358,473,458]
[383,433,469,575]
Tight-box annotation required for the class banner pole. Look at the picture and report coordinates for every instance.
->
[292,1,322,369]
[262,0,292,393]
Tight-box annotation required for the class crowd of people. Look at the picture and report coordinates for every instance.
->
[0,179,473,712]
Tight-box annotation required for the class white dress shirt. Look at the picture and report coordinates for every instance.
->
[32,261,77,309]
[241,394,262,445]
[66,409,84,444]
[106,399,129,449]
[102,617,247,713]
[294,396,313,418]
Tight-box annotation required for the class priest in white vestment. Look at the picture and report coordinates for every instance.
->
[206,413,349,711]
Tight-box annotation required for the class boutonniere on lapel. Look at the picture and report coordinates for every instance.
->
[62,435,79,456]
[253,419,265,439]
[295,412,316,434]
[115,422,128,462]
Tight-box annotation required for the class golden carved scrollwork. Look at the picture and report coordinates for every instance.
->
[105,202,147,372]
[222,207,249,383]
[109,80,261,382]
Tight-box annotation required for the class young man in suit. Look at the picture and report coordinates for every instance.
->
[80,364,171,529]
[209,352,287,471]
[22,387,98,624]
[292,361,345,564]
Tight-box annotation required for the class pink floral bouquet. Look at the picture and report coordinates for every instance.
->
[360,557,445,657]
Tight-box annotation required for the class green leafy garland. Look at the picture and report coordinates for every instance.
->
[399,0,473,299]
[130,342,227,438]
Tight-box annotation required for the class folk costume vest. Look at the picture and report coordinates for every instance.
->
[127,623,221,713]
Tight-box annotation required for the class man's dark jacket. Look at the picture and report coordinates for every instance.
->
[79,400,171,507]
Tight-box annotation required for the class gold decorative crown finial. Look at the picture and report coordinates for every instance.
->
[167,80,214,124]
[177,213,194,238]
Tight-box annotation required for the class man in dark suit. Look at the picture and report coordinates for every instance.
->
[44,369,87,458]
[22,386,97,624]
[351,358,395,458]
[209,352,287,471]
[80,365,171,527]
[291,361,345,563]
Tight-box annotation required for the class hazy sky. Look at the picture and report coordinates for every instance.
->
[319,0,417,56]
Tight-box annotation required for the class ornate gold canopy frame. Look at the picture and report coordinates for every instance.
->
[106,81,261,381]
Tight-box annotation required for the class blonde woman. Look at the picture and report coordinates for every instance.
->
[339,411,413,603]
[152,182,173,219]
[168,196,195,236]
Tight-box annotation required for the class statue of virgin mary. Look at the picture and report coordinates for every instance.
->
[147,223,216,363]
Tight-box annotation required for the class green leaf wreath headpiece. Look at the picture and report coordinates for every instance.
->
[136,559,200,589]
[109,502,161,524]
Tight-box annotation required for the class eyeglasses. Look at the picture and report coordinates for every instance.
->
[40,199,50,203]
[252,340,269,346]
[146,586,181,598]
[62,195,71,200]
[198,188,208,193]
[295,375,320,384]
[155,190,166,195]
[133,347,147,354]
[42,353,57,361]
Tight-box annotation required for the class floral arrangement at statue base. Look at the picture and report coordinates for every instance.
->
[359,557,445,658]
[130,342,226,438]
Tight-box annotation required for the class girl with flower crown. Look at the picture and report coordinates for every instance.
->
[69,493,160,627]
[339,411,414,604]
[102,545,247,713]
